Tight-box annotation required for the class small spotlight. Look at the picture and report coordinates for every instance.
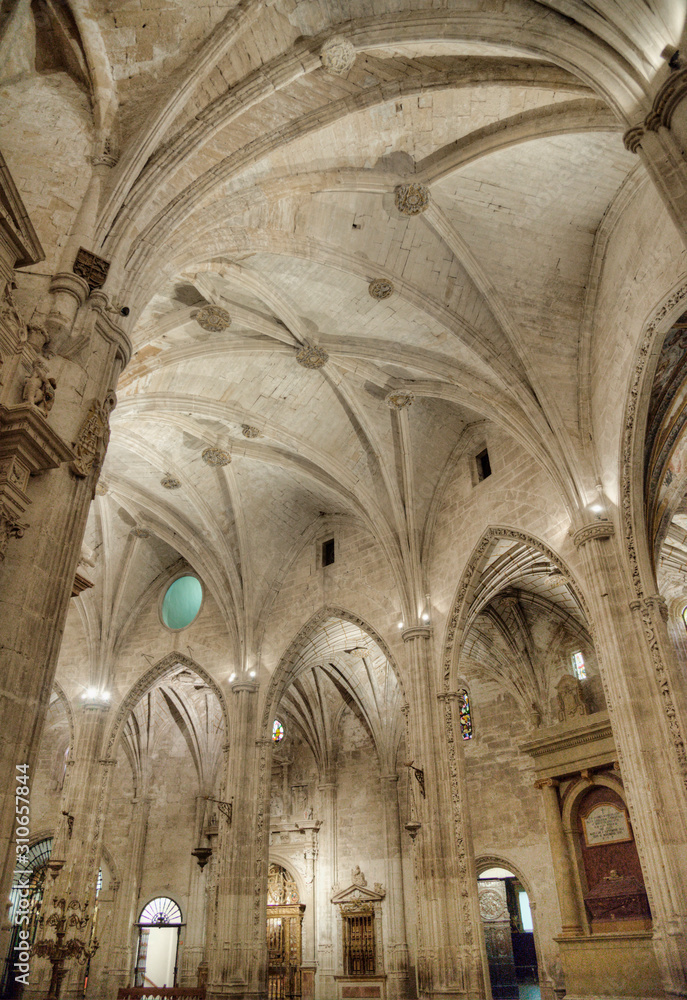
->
[85,688,97,699]
[421,612,429,622]
[398,621,404,629]
[249,670,256,678]
[590,503,603,513]
[102,691,111,701]
[229,673,236,682]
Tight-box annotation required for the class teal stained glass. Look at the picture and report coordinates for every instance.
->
[162,576,203,629]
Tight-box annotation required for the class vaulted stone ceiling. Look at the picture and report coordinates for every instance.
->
[3,0,683,677]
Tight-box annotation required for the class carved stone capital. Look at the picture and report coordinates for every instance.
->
[629,594,669,623]
[571,519,614,548]
[401,625,432,643]
[49,271,91,308]
[623,67,687,151]
[534,777,559,790]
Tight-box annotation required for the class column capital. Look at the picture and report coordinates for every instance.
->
[570,518,614,549]
[401,625,432,642]
[623,66,687,151]
[629,593,669,622]
[229,678,258,694]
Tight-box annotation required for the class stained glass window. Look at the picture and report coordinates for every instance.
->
[682,606,687,630]
[161,576,203,630]
[571,651,586,680]
[272,719,284,743]
[458,691,473,740]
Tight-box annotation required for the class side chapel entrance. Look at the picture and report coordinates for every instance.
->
[267,863,304,1000]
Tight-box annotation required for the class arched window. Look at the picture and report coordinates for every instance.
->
[272,719,284,743]
[135,897,183,988]
[458,690,473,740]
[682,606,687,630]
[2,838,52,997]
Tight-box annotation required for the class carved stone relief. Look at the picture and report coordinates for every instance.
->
[556,675,588,722]
[22,360,56,416]
[71,393,116,479]
[195,305,231,332]
[385,390,414,410]
[369,279,394,301]
[296,345,328,369]
[202,447,231,467]
[394,183,430,216]
[320,35,356,76]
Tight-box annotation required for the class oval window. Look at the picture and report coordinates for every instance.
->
[161,576,203,630]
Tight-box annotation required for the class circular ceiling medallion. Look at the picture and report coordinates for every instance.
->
[202,447,231,467]
[385,390,414,410]
[130,527,150,538]
[242,424,261,438]
[395,183,430,216]
[369,279,394,301]
[195,305,231,332]
[161,475,181,489]
[320,35,356,75]
[296,345,328,369]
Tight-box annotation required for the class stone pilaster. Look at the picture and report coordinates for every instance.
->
[0,291,130,935]
[208,680,263,1000]
[101,793,153,995]
[572,524,687,996]
[29,699,114,1000]
[534,779,584,936]
[380,772,411,997]
[315,778,337,996]
[402,627,487,1000]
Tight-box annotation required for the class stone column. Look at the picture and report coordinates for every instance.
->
[571,520,687,995]
[301,824,319,1000]
[0,288,131,929]
[402,627,487,1000]
[534,779,584,936]
[380,772,410,997]
[29,697,115,1000]
[315,778,337,996]
[208,680,265,1000]
[102,793,153,995]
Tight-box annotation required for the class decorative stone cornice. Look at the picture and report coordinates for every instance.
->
[623,67,687,151]
[629,593,669,623]
[230,678,259,694]
[571,519,614,549]
[401,625,432,643]
[49,271,91,308]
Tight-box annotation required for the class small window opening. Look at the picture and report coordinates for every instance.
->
[476,449,491,482]
[571,650,586,680]
[322,538,335,566]
[682,606,687,630]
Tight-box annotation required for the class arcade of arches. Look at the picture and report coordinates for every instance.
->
[3,3,687,999]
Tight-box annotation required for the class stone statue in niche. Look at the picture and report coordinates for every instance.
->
[23,361,56,416]
[557,674,588,722]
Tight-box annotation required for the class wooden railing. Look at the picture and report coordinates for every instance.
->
[117,989,206,1000]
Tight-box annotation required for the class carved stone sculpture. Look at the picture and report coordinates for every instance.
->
[71,392,116,478]
[0,280,25,337]
[296,345,328,369]
[196,305,231,332]
[320,35,356,76]
[23,361,56,416]
[351,865,367,887]
[557,674,588,723]
[202,447,231,466]
[242,424,260,438]
[369,279,394,300]
[395,183,430,216]
[385,389,414,410]
[0,502,27,560]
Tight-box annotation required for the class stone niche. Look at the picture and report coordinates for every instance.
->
[521,708,663,1000]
